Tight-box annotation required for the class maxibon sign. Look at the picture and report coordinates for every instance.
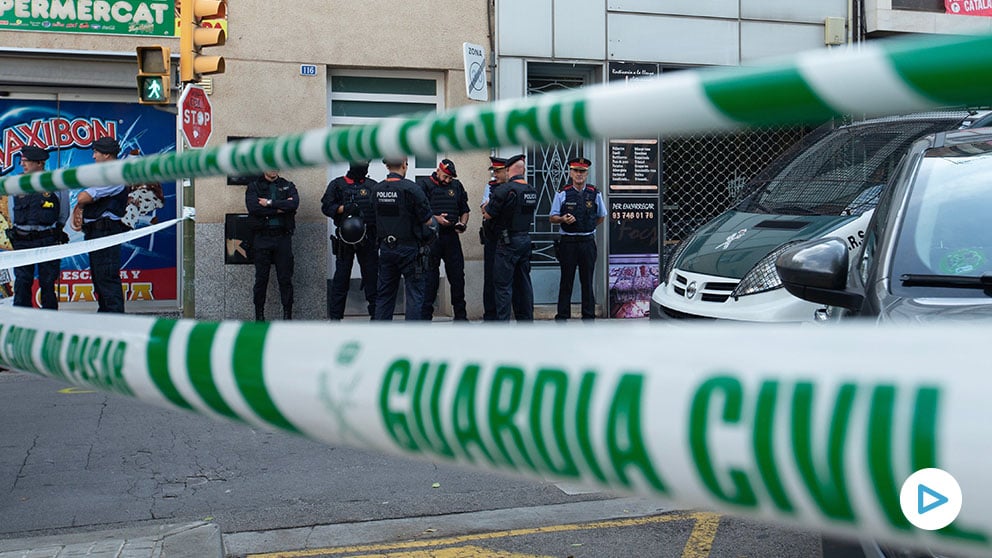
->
[0,308,990,554]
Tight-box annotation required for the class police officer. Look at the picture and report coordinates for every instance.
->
[550,157,607,321]
[479,156,507,321]
[373,156,434,321]
[70,136,129,313]
[246,170,299,321]
[485,153,537,321]
[322,161,379,320]
[418,159,470,321]
[8,145,69,309]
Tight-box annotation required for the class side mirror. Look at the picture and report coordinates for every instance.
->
[775,238,864,310]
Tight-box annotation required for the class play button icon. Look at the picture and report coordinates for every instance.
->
[918,483,949,515]
[900,468,962,530]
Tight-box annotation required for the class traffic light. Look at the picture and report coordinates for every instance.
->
[179,0,226,83]
[136,46,171,105]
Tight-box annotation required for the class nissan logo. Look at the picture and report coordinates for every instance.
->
[686,281,698,300]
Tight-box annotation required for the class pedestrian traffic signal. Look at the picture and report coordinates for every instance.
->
[179,0,227,83]
[135,46,171,105]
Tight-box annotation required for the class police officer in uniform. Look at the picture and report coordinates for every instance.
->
[373,157,434,321]
[246,170,300,321]
[321,160,379,320]
[479,156,507,321]
[70,137,129,313]
[485,153,537,321]
[550,157,607,321]
[8,145,69,309]
[418,159,470,321]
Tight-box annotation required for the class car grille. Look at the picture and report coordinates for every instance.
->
[672,272,739,303]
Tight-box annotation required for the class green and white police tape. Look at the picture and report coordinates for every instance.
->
[2,32,991,196]
[0,308,989,554]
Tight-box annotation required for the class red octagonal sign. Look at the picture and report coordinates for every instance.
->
[179,85,213,149]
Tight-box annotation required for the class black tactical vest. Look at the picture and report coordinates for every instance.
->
[507,178,538,233]
[339,176,377,227]
[423,175,460,217]
[13,192,60,228]
[560,185,599,234]
[82,188,128,221]
[375,177,417,242]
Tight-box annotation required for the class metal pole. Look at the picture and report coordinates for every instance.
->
[177,83,195,319]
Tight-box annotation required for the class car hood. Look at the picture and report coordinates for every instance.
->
[677,211,855,279]
[880,297,992,322]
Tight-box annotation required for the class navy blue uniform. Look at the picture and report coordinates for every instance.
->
[246,175,299,320]
[550,184,606,320]
[373,173,433,321]
[322,174,379,319]
[480,179,500,321]
[418,173,470,321]
[10,191,68,309]
[80,185,129,313]
[486,175,538,321]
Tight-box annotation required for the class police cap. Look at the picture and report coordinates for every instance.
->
[506,153,526,167]
[489,156,507,170]
[438,158,457,178]
[20,145,49,162]
[568,157,592,170]
[92,136,121,156]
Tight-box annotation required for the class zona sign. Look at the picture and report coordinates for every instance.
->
[179,85,213,149]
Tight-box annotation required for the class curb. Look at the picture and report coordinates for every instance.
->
[0,522,224,558]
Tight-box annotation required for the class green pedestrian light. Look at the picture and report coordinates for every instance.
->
[135,46,172,105]
[139,76,166,102]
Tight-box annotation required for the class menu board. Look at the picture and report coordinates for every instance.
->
[609,139,659,193]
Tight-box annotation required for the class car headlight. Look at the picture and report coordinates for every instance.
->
[731,241,805,298]
[663,234,695,284]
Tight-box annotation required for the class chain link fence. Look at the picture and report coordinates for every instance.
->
[661,125,813,264]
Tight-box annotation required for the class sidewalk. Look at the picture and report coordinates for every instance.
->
[0,522,224,558]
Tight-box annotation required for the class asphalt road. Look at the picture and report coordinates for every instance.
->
[0,370,863,557]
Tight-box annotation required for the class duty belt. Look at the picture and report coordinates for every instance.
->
[82,219,125,234]
[11,227,57,241]
[382,235,416,248]
[560,234,594,242]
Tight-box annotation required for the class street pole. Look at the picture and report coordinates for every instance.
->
[178,83,195,319]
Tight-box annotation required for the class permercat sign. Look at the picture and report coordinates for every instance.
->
[0,0,174,36]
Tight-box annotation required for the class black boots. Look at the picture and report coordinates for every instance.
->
[255,307,291,320]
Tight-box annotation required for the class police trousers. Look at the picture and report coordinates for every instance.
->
[422,231,466,321]
[11,234,60,310]
[252,231,294,312]
[328,236,378,320]
[556,235,597,321]
[374,243,426,321]
[493,232,533,321]
[84,221,125,313]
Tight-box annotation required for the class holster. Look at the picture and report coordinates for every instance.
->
[478,227,486,246]
[417,244,431,274]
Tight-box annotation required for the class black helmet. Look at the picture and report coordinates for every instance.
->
[339,215,366,245]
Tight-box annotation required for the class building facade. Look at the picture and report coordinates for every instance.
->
[0,0,986,319]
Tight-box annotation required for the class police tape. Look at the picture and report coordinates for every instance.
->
[0,211,192,269]
[2,32,991,196]
[0,309,989,554]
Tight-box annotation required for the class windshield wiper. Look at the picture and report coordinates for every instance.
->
[900,273,992,293]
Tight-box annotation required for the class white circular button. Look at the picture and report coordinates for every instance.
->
[899,468,962,531]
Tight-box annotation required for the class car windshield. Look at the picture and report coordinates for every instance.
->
[737,119,964,217]
[891,139,992,296]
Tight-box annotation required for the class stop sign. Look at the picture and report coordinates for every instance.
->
[179,85,213,149]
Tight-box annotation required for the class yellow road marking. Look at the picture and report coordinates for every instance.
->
[682,512,720,558]
[331,545,544,557]
[247,511,720,558]
[58,386,96,394]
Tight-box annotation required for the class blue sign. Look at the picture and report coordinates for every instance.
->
[300,64,317,76]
